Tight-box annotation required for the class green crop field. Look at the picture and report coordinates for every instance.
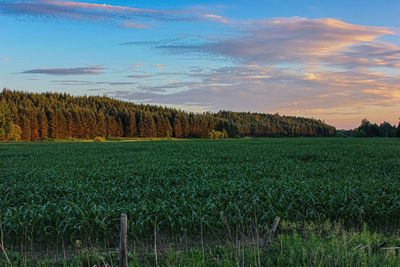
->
[1,138,400,266]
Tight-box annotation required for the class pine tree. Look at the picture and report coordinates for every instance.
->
[38,110,48,140]
[30,112,40,141]
[97,112,107,137]
[165,117,172,138]
[125,113,137,137]
[181,115,190,137]
[106,115,118,137]
[48,111,58,139]
[66,112,74,138]
[116,117,124,137]
[138,112,156,137]
[21,115,31,141]
[173,117,183,138]
[0,100,13,140]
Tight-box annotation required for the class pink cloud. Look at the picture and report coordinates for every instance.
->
[204,14,229,24]
[201,18,394,65]
[120,21,150,29]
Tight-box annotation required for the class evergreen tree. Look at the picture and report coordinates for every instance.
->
[66,112,74,138]
[138,112,156,137]
[173,117,183,138]
[97,112,107,137]
[165,117,172,138]
[38,110,48,140]
[116,117,124,137]
[0,100,13,140]
[21,115,31,141]
[106,115,118,138]
[48,111,58,139]
[181,115,190,137]
[30,112,40,141]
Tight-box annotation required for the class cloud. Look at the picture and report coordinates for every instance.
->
[21,65,105,75]
[0,0,228,25]
[204,14,228,24]
[151,17,397,69]
[120,21,150,29]
[326,41,400,69]
[51,79,136,85]
[127,74,152,79]
[207,18,394,66]
[1,57,9,62]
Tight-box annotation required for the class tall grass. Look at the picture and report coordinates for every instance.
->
[1,221,399,266]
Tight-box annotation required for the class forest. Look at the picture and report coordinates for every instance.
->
[0,89,336,141]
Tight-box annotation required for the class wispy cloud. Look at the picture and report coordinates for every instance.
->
[51,79,136,86]
[120,21,150,29]
[1,57,10,62]
[0,0,228,26]
[21,65,105,75]
[127,74,152,79]
[204,14,228,24]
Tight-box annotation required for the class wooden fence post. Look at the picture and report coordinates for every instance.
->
[263,216,280,252]
[119,213,128,267]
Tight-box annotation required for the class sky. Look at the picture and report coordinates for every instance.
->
[1,0,400,129]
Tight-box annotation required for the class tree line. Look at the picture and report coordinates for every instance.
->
[0,89,336,141]
[337,119,400,138]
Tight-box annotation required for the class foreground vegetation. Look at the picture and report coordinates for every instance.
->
[1,138,399,265]
[2,222,399,266]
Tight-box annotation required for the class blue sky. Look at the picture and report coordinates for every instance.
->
[1,0,400,129]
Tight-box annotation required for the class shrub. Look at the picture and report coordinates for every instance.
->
[93,136,106,142]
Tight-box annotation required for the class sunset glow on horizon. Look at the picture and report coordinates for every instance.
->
[1,0,399,129]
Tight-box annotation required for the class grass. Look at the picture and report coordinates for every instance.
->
[2,221,399,266]
[0,138,399,265]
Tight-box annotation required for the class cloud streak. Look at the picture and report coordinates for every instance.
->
[0,0,228,26]
[21,66,105,75]
[51,79,136,86]
[120,21,150,29]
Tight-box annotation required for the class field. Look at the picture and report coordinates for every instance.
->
[1,138,400,266]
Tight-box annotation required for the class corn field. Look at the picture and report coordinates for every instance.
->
[0,138,399,248]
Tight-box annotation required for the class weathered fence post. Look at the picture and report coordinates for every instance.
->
[263,216,280,252]
[119,213,128,267]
